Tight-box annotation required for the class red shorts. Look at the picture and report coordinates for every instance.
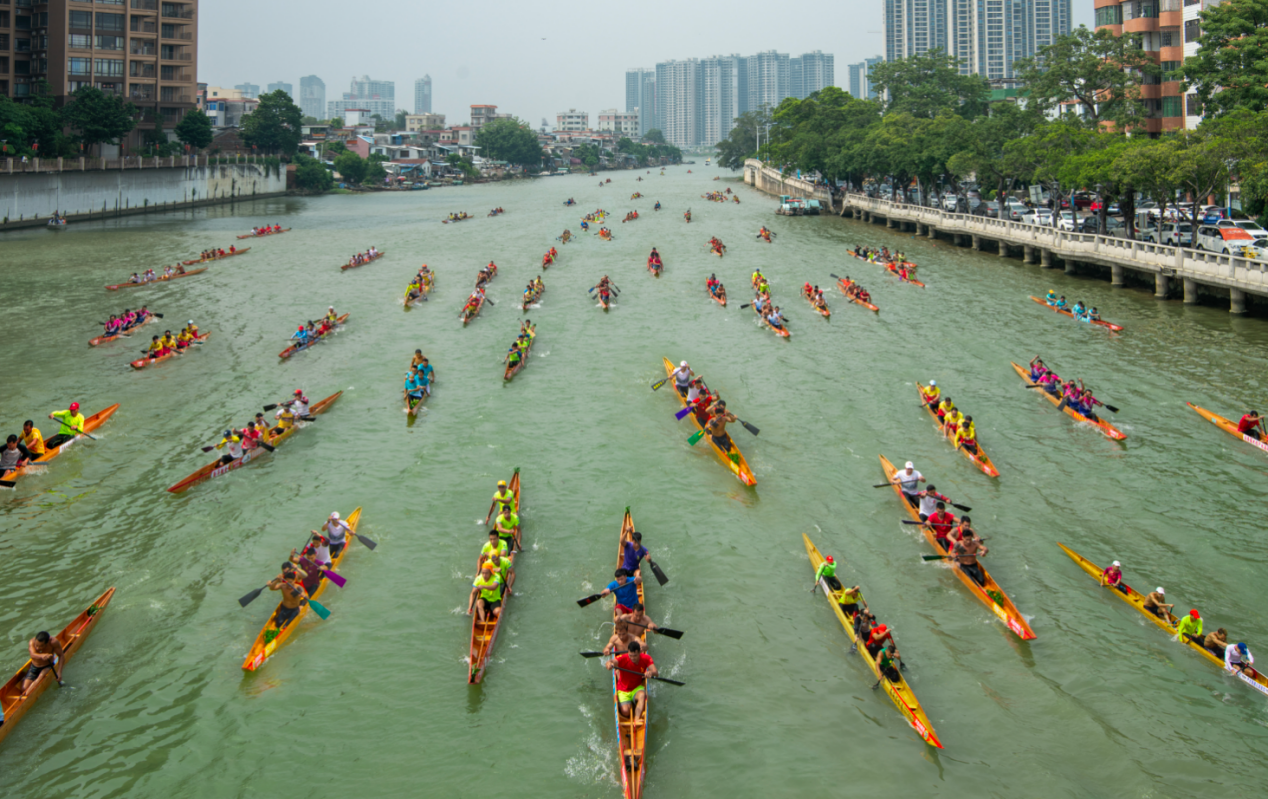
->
[615,604,634,615]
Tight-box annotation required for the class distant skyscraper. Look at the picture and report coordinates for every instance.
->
[847,57,883,99]
[625,68,656,136]
[790,51,834,99]
[654,59,701,147]
[742,51,790,114]
[885,0,948,63]
[300,75,326,120]
[328,75,395,119]
[415,76,432,114]
[890,0,1069,81]
[699,55,738,145]
[234,82,260,99]
[267,82,293,99]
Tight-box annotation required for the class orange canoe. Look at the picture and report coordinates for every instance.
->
[469,469,520,683]
[1010,362,1126,440]
[1188,402,1268,456]
[130,334,210,369]
[1,404,119,489]
[106,267,206,291]
[836,278,879,312]
[915,383,999,477]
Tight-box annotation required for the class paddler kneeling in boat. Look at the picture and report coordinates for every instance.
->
[19,420,46,464]
[1227,642,1257,676]
[705,400,738,453]
[604,616,638,656]
[1237,411,1265,441]
[467,562,504,623]
[21,630,66,695]
[952,529,988,587]
[146,335,169,360]
[920,381,940,409]
[953,416,978,454]
[671,361,694,396]
[2,435,31,473]
[272,405,296,436]
[495,503,521,553]
[1142,587,1174,620]
[1100,560,1127,594]
[876,640,904,683]
[1176,609,1203,645]
[607,639,657,720]
[813,555,844,592]
[1045,290,1058,305]
[598,568,643,615]
[214,429,244,465]
[1205,627,1229,657]
[267,563,310,630]
[890,461,926,508]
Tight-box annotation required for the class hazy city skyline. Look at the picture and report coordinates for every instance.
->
[200,0,1094,127]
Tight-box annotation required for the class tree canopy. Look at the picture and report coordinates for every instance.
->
[242,89,303,155]
[174,109,214,150]
[867,50,990,120]
[333,151,367,184]
[1015,28,1159,129]
[474,117,543,167]
[643,128,666,144]
[293,153,334,192]
[61,86,137,153]
[1183,0,1268,117]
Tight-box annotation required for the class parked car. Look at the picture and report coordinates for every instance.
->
[1056,211,1079,231]
[1071,193,1095,210]
[1220,219,1268,243]
[1141,222,1193,246]
[1004,200,1030,221]
[1079,216,1125,235]
[1195,224,1257,253]
[942,193,958,211]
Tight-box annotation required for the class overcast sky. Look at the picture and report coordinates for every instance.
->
[200,0,1095,126]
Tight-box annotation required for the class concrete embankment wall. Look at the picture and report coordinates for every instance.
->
[742,159,834,208]
[0,163,287,231]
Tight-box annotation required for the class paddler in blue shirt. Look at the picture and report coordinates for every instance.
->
[1045,289,1058,305]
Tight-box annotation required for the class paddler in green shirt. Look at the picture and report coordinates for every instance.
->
[495,506,521,553]
[46,402,85,449]
[875,641,903,683]
[1176,609,1204,645]
[813,555,843,592]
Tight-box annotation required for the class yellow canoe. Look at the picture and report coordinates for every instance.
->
[660,358,756,486]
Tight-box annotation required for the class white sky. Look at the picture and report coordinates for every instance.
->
[200,0,1094,125]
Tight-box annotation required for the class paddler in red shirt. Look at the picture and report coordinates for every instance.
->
[1237,411,1264,440]
[606,639,657,720]
[926,502,957,550]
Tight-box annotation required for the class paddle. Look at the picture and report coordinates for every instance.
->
[56,423,98,442]
[646,558,669,586]
[687,429,706,446]
[50,655,64,688]
[1023,385,1119,413]
[576,583,642,608]
[650,377,670,391]
[350,530,377,550]
[738,419,760,436]
[622,619,684,639]
[604,660,686,687]
[238,583,330,618]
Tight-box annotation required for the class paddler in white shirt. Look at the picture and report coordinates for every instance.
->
[321,511,353,558]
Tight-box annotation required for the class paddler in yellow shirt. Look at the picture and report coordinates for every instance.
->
[20,420,46,462]
[953,416,978,454]
[272,404,296,435]
[943,406,965,436]
[46,402,85,449]
[920,380,940,409]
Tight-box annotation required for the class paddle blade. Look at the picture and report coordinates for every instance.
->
[687,430,706,446]
[0,479,15,488]
[259,442,276,453]
[740,303,751,309]
[1103,404,1120,413]
[353,532,378,550]
[648,560,669,586]
[900,520,926,525]
[238,586,266,607]
[579,651,607,658]
[950,503,972,513]
[921,554,953,561]
[740,419,760,436]
[651,674,686,686]
[577,592,605,608]
[307,599,331,620]
[201,446,215,452]
[321,569,347,587]
[263,403,279,411]
[675,406,693,420]
[830,273,840,279]
[651,377,669,391]
[652,626,684,639]
[872,483,893,489]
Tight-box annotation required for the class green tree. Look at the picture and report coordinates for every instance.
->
[242,89,303,155]
[1112,137,1181,238]
[334,151,367,184]
[293,154,334,192]
[445,153,480,179]
[302,115,319,125]
[364,158,388,185]
[1183,0,1268,116]
[174,108,213,150]
[329,117,344,129]
[1015,28,1159,130]
[573,143,600,169]
[643,128,666,144]
[474,117,543,167]
[394,109,408,129]
[61,86,137,154]
[948,103,1041,215]
[868,49,990,120]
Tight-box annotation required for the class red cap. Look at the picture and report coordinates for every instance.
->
[874,624,888,634]
[69,402,80,411]
[825,556,834,564]
[294,389,303,395]
[1190,609,1200,619]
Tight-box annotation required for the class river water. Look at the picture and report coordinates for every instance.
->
[2,163,1268,798]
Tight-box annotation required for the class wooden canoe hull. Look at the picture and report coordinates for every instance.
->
[1010,362,1126,440]
[1029,296,1123,332]
[879,455,1035,639]
[751,302,790,338]
[129,333,210,369]
[706,283,727,306]
[1187,402,1268,456]
[803,534,942,747]
[1058,543,1268,697]
[237,228,292,239]
[915,383,999,477]
[181,247,250,265]
[340,252,385,270]
[886,264,926,287]
[616,508,649,797]
[165,391,341,493]
[279,314,349,359]
[106,267,207,291]
[503,327,535,381]
[836,279,879,312]
[2,404,119,488]
[0,587,115,747]
[469,469,520,683]
[801,287,831,318]
[461,295,486,325]
[661,358,757,487]
[243,509,361,671]
[90,315,157,346]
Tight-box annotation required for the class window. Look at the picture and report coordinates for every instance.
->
[97,0,125,4]
[1185,19,1200,42]
[16,38,29,52]
[161,23,176,37]
[14,82,30,97]
[1139,2,1158,17]
[69,33,90,48]
[95,12,125,31]
[1162,95,1183,117]
[68,80,92,92]
[1186,93,1202,116]
[68,57,90,74]
[69,10,91,28]
[1161,60,1181,74]
[1095,5,1122,25]
[35,11,47,26]
[1160,30,1175,46]
[0,35,8,51]
[14,59,29,74]
[0,12,7,27]
[0,57,7,74]
[160,64,176,79]
[94,35,123,50]
[15,14,29,29]
[1184,0,1199,5]
[94,57,123,76]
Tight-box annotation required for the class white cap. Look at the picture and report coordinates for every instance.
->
[680,361,688,367]
[1156,587,1165,594]
[330,511,340,521]
[1112,561,1120,567]
[904,461,914,469]
[930,380,937,387]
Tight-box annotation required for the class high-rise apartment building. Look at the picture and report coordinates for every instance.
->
[300,75,325,120]
[0,0,200,149]
[740,51,790,114]
[598,109,640,136]
[556,109,590,131]
[1094,0,1186,133]
[790,50,834,99]
[699,55,738,144]
[266,81,292,98]
[885,0,948,62]
[234,82,259,99]
[654,59,700,147]
[625,68,656,136]
[415,75,431,113]
[847,57,883,99]
[328,75,394,119]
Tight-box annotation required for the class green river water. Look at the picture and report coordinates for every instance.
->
[3,164,1268,798]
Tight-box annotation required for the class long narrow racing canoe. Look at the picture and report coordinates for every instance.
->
[129,333,210,369]
[915,384,999,477]
[106,267,206,291]
[243,509,361,671]
[801,286,830,318]
[1057,543,1268,698]
[237,227,292,239]
[0,587,115,747]
[90,314,157,346]
[886,264,926,287]
[469,469,520,683]
[2,404,120,489]
[181,247,250,265]
[879,455,1035,639]
[461,293,486,325]
[1029,296,1123,332]
[836,278,879,312]
[504,326,535,381]
[278,314,349,359]
[1187,402,1268,457]
[751,300,791,338]
[803,534,942,747]
[165,391,341,493]
[1010,361,1126,440]
[706,281,727,306]
[615,507,649,797]
[340,251,385,271]
[661,358,756,487]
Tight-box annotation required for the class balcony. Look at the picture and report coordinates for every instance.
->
[130,87,154,100]
[131,45,156,55]
[159,90,189,102]
[129,63,155,77]
[161,51,191,61]
[131,0,158,9]
[131,20,157,33]
[161,7,193,18]
[161,30,192,40]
